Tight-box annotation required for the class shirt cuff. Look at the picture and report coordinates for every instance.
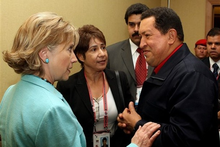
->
[134,119,148,131]
[127,143,138,147]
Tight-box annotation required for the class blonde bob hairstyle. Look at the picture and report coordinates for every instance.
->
[2,12,79,75]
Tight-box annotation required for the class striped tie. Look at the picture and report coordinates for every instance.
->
[135,48,147,87]
[212,63,219,79]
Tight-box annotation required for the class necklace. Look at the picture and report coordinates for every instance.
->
[41,78,52,85]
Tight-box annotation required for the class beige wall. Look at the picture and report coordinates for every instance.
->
[0,0,160,101]
[0,0,207,101]
[170,0,207,52]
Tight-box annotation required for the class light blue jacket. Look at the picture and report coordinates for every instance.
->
[0,74,86,147]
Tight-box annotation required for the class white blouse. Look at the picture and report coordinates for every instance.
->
[93,87,118,136]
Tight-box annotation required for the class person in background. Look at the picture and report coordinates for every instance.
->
[194,39,208,59]
[56,24,133,147]
[0,12,86,146]
[201,27,220,140]
[107,3,154,108]
[117,7,219,147]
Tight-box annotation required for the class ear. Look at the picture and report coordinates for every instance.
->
[38,47,48,62]
[76,53,85,63]
[168,29,177,45]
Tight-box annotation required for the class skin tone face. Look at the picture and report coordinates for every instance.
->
[103,139,107,146]
[207,35,220,62]
[194,45,208,59]
[139,16,172,67]
[43,42,77,84]
[78,38,107,72]
[127,14,142,46]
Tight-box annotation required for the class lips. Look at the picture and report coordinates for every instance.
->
[97,60,106,64]
[143,49,149,54]
[209,51,218,54]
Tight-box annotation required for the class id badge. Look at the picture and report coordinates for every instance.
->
[135,88,142,106]
[93,131,110,147]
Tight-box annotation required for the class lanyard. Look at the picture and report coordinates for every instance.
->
[84,71,108,129]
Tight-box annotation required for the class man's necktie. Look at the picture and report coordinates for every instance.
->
[212,63,219,79]
[135,48,147,87]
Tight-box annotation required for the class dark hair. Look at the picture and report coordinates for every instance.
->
[124,3,149,24]
[102,137,107,142]
[206,27,220,38]
[74,24,106,66]
[141,7,184,41]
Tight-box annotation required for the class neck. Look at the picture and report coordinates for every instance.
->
[84,70,103,83]
[211,57,220,63]
[34,73,54,85]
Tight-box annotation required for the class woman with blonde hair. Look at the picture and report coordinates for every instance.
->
[0,12,86,147]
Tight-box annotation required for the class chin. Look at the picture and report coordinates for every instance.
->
[60,75,69,81]
[131,39,140,46]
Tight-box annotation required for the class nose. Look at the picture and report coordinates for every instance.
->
[134,24,139,32]
[211,43,215,49]
[139,37,146,49]
[71,52,78,63]
[98,48,105,56]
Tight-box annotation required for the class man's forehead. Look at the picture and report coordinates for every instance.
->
[139,18,155,33]
[207,35,220,42]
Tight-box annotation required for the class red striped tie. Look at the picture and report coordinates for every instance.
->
[135,48,147,87]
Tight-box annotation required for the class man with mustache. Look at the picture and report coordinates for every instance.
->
[118,7,219,147]
[107,3,153,107]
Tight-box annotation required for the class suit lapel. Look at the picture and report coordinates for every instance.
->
[74,70,94,117]
[105,69,124,113]
[121,40,136,81]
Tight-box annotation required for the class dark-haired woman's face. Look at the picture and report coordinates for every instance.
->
[82,38,108,72]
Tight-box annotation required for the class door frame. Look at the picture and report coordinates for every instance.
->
[206,0,220,36]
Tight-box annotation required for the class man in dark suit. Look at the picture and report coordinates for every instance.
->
[202,27,220,138]
[117,7,219,146]
[107,3,153,107]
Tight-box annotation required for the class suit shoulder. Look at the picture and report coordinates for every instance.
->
[107,39,128,50]
[56,72,80,88]
[105,68,127,78]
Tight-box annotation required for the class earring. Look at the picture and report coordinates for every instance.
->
[45,58,49,64]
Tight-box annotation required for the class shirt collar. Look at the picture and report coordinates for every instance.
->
[21,74,63,99]
[209,58,220,68]
[154,43,183,74]
[129,39,139,55]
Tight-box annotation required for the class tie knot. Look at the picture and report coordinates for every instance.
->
[136,48,143,54]
[213,63,219,70]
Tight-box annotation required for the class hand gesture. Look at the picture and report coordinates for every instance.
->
[117,101,141,134]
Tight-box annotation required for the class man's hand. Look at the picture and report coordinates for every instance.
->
[117,101,141,134]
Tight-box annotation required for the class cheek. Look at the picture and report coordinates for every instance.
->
[58,56,71,68]
[128,27,134,35]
